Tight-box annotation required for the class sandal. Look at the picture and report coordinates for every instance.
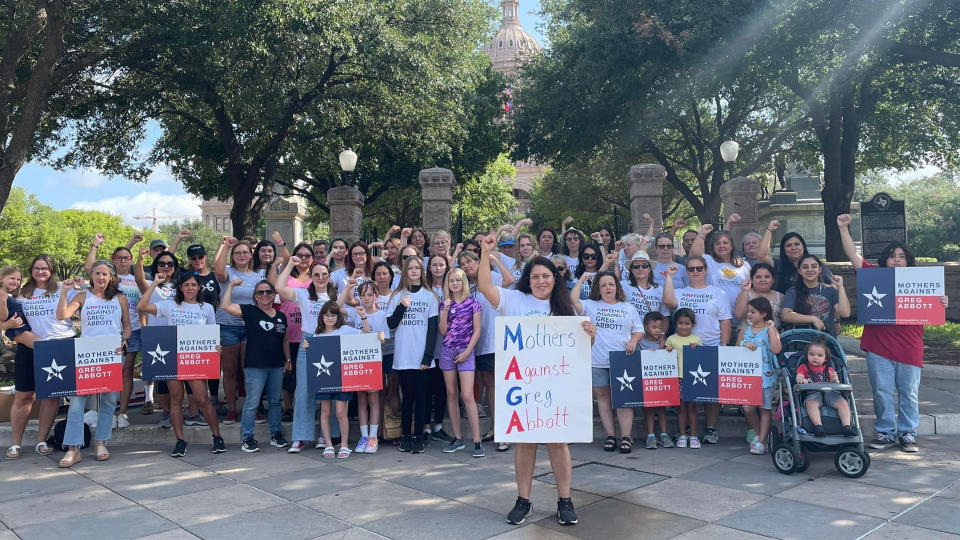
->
[481,430,495,443]
[59,449,82,468]
[603,435,617,452]
[95,442,110,461]
[35,442,54,455]
[337,446,352,459]
[322,446,336,458]
[619,437,633,454]
[496,441,511,452]
[5,445,21,459]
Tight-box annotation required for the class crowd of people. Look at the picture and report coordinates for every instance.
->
[0,213,949,527]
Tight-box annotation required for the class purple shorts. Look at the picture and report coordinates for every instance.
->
[438,345,475,372]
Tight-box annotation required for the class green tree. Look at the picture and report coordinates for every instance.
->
[452,154,517,235]
[0,187,72,267]
[155,220,223,263]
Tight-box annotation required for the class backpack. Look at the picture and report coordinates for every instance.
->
[47,419,91,451]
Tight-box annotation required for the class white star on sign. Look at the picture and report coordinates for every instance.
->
[42,358,66,382]
[689,364,711,386]
[616,369,636,391]
[313,355,333,377]
[863,286,887,308]
[147,343,169,365]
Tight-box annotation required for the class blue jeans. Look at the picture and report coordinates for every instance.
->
[65,392,118,446]
[241,368,283,439]
[292,334,340,441]
[867,352,921,436]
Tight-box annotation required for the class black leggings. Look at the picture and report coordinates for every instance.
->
[397,369,428,437]
[427,366,446,426]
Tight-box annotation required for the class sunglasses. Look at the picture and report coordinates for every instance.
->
[254,289,275,296]
[467,248,481,253]
[631,263,651,270]
[402,255,417,261]
[582,254,599,260]
[189,256,205,261]
[156,261,175,267]
[295,253,314,259]
[657,244,673,249]
[686,265,705,272]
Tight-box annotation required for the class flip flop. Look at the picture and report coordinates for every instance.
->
[35,442,54,455]
[5,445,21,459]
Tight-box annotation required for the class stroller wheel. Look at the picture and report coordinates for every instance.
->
[795,449,810,473]
[835,448,870,478]
[772,444,799,475]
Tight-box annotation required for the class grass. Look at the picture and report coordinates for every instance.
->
[841,322,960,349]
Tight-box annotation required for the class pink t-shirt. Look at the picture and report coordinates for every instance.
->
[859,261,924,367]
[279,276,310,343]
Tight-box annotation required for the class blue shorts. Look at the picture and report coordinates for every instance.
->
[317,392,353,402]
[220,324,247,347]
[592,366,610,387]
[126,328,142,353]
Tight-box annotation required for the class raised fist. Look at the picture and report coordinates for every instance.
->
[93,232,106,246]
[674,218,687,228]
[700,224,714,236]
[666,265,678,276]
[741,279,752,291]
[177,229,191,240]
[642,213,653,222]
[767,220,780,232]
[728,213,742,224]
[562,216,574,225]
[289,255,301,265]
[231,278,244,287]
[590,232,602,242]
[271,231,284,244]
[130,232,144,244]
[836,214,852,228]
[401,295,412,307]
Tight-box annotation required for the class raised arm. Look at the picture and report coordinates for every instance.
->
[137,278,164,316]
[767,320,782,355]
[758,220,779,266]
[399,227,412,248]
[570,272,588,313]
[119,294,132,341]
[337,277,358,307]
[724,212,742,231]
[733,280,752,320]
[219,279,244,318]
[477,231,500,308]
[833,275,851,318]
[836,214,863,269]
[561,215,574,234]
[489,251,516,288]
[510,218,533,237]
[688,224,712,258]
[84,233,106,274]
[271,231,292,261]
[668,219,687,241]
[56,280,84,319]
[662,264,679,309]
[134,246,149,292]
[642,213,656,238]
[275,256,299,302]
[214,236,237,283]
[438,299,451,335]
[125,232,144,250]
[169,228,191,255]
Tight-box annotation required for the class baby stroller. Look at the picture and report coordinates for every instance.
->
[769,330,870,478]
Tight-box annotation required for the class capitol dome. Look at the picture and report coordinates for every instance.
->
[484,0,541,76]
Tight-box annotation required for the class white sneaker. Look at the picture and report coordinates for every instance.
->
[749,439,766,454]
[676,435,688,448]
[116,413,130,429]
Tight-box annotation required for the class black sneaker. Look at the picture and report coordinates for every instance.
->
[411,436,424,454]
[399,435,412,452]
[270,433,289,448]
[212,435,226,454]
[241,437,261,453]
[899,433,919,453]
[171,439,187,458]
[841,424,859,437]
[422,431,432,444]
[432,429,455,443]
[557,497,578,525]
[506,497,532,525]
[813,425,826,437]
[473,441,485,458]
[869,433,897,449]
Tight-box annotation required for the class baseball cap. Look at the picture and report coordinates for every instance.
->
[630,250,651,262]
[186,244,206,258]
[150,239,168,250]
[498,235,516,247]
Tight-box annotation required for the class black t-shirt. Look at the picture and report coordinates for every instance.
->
[183,271,221,311]
[240,304,287,369]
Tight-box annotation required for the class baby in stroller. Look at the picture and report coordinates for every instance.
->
[795,337,858,438]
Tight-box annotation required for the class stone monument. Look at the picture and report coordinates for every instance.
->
[720,176,761,248]
[264,191,309,245]
[327,186,364,244]
[628,164,666,233]
[419,167,456,235]
[859,192,906,259]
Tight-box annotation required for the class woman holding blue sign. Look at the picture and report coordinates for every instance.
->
[56,261,131,467]
[837,214,949,453]
[571,268,644,454]
[478,232,597,527]
[139,274,226,457]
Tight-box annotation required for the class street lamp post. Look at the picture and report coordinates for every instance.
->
[720,140,739,181]
[328,149,364,243]
[339,149,358,187]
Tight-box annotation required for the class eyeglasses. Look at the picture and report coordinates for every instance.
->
[234,251,252,256]
[582,254,598,260]
[295,253,314,259]
[112,256,131,262]
[631,264,651,270]
[254,289,275,296]
[402,255,417,261]
[156,261,175,267]
[656,244,673,249]
[686,265,705,272]
[311,273,327,278]
[351,252,366,258]
[33,267,51,273]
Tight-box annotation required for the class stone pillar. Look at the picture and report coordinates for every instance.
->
[628,164,666,234]
[419,167,457,235]
[720,176,762,248]
[327,186,365,244]
[264,194,309,245]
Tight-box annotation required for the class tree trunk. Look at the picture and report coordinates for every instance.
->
[821,84,859,262]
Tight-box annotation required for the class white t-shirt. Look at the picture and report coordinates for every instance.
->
[292,288,330,335]
[19,288,78,340]
[470,273,502,355]
[345,308,390,353]
[703,254,751,314]
[216,267,262,326]
[494,286,551,317]
[578,300,643,368]
[318,325,361,337]
[155,300,217,326]
[673,285,732,346]
[117,274,142,331]
[388,287,439,370]
[80,294,124,337]
[621,281,666,318]
[146,283,176,326]
[330,268,349,293]
[564,256,579,276]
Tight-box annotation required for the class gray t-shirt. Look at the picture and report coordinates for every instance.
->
[783,283,840,336]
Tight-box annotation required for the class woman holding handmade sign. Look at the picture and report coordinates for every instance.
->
[478,233,597,527]
[837,214,949,453]
[138,274,226,457]
[56,261,131,467]
[571,255,644,454]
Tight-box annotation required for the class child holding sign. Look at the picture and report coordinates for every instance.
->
[347,282,390,454]
[737,298,782,455]
[640,312,674,450]
[665,309,703,449]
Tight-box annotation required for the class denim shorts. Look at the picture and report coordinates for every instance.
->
[317,392,353,402]
[591,366,610,387]
[220,324,247,347]
[126,328,142,353]
[760,385,774,410]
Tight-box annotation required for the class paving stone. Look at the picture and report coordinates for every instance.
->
[135,529,201,539]
[717,498,884,539]
[454,478,603,520]
[311,528,393,540]
[894,496,960,534]
[389,461,516,499]
[300,481,446,525]
[486,523,582,539]
[98,469,235,502]
[14,506,176,540]
[615,478,766,521]
[0,532,17,540]
[614,449,721,477]
[776,476,925,519]
[247,464,365,501]
[672,523,776,539]
[678,460,810,495]
[0,485,133,528]
[208,450,326,481]
[538,462,667,497]
[187,502,349,539]
[362,500,513,540]
[935,481,960,500]
[864,522,960,539]
[0,464,95,503]
[537,498,704,539]
[837,459,960,494]
[142,484,286,526]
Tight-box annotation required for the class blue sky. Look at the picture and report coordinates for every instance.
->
[13,1,547,229]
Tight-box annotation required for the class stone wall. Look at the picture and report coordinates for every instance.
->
[827,262,960,322]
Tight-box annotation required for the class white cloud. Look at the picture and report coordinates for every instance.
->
[70,191,202,229]
[146,164,176,184]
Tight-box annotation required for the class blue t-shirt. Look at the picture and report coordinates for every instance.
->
[4,296,30,339]
[741,325,777,387]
